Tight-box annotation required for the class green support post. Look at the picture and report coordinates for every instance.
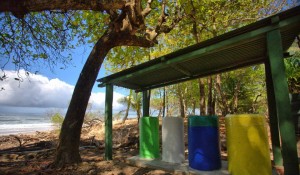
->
[265,59,283,167]
[267,29,299,175]
[105,84,113,160]
[143,90,150,117]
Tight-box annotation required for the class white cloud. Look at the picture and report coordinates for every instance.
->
[0,70,125,111]
[89,91,125,111]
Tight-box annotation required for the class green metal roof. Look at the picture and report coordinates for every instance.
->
[97,6,300,92]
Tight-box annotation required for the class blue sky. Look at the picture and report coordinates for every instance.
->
[38,45,107,94]
[0,44,127,115]
[2,44,107,93]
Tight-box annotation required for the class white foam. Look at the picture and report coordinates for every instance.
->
[0,123,54,135]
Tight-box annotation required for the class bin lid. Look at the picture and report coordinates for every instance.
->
[188,115,218,127]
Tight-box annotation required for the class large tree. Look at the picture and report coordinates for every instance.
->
[0,0,182,166]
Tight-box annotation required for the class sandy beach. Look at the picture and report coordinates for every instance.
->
[0,119,172,175]
[0,118,299,175]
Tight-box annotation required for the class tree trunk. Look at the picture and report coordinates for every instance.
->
[53,29,155,166]
[157,107,162,117]
[212,93,216,115]
[53,32,114,166]
[179,96,186,118]
[136,93,142,122]
[233,81,240,113]
[166,89,170,116]
[178,85,186,118]
[192,100,196,115]
[122,90,132,123]
[136,107,141,122]
[198,78,206,115]
[215,74,229,116]
[251,93,262,113]
[207,76,213,115]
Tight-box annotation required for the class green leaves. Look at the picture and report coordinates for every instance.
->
[0,11,79,71]
[285,50,300,93]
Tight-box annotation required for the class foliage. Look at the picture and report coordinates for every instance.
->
[285,43,300,93]
[0,11,85,73]
[50,112,64,125]
[218,66,267,114]
[46,109,64,134]
[47,102,104,131]
[118,92,142,119]
[104,0,295,117]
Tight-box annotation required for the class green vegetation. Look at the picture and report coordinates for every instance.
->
[118,91,142,122]
[46,109,64,133]
[106,1,299,118]
[285,43,300,94]
[47,102,104,132]
[50,112,64,126]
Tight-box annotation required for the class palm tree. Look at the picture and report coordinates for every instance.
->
[118,90,142,123]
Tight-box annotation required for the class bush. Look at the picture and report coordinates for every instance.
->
[51,112,64,125]
[46,109,64,134]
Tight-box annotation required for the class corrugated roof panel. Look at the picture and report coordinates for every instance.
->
[125,67,184,87]
[280,20,300,49]
[179,37,266,76]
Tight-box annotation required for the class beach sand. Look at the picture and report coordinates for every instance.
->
[0,118,299,175]
[0,119,171,175]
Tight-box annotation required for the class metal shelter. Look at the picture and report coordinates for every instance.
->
[97,6,300,174]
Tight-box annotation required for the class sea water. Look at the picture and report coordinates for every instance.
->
[0,114,54,135]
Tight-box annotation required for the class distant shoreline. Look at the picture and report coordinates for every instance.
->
[0,123,55,136]
[0,114,54,136]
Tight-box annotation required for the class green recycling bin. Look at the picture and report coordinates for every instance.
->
[139,116,159,159]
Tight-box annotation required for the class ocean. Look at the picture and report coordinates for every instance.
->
[0,114,54,136]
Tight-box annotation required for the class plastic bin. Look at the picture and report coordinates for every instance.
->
[139,116,159,159]
[225,114,271,175]
[188,115,221,171]
[162,117,185,163]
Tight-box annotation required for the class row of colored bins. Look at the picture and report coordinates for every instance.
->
[139,116,221,171]
[139,115,271,174]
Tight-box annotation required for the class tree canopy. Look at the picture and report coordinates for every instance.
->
[105,0,299,117]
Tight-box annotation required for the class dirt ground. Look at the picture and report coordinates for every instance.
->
[0,119,173,175]
[0,118,299,175]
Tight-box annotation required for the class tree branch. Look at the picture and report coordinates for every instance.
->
[152,1,182,41]
[142,0,153,17]
[115,33,155,48]
[0,0,126,18]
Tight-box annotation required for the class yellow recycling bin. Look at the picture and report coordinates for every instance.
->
[225,114,271,175]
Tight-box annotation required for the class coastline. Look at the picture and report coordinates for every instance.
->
[0,114,55,136]
[0,123,55,136]
[0,119,167,175]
